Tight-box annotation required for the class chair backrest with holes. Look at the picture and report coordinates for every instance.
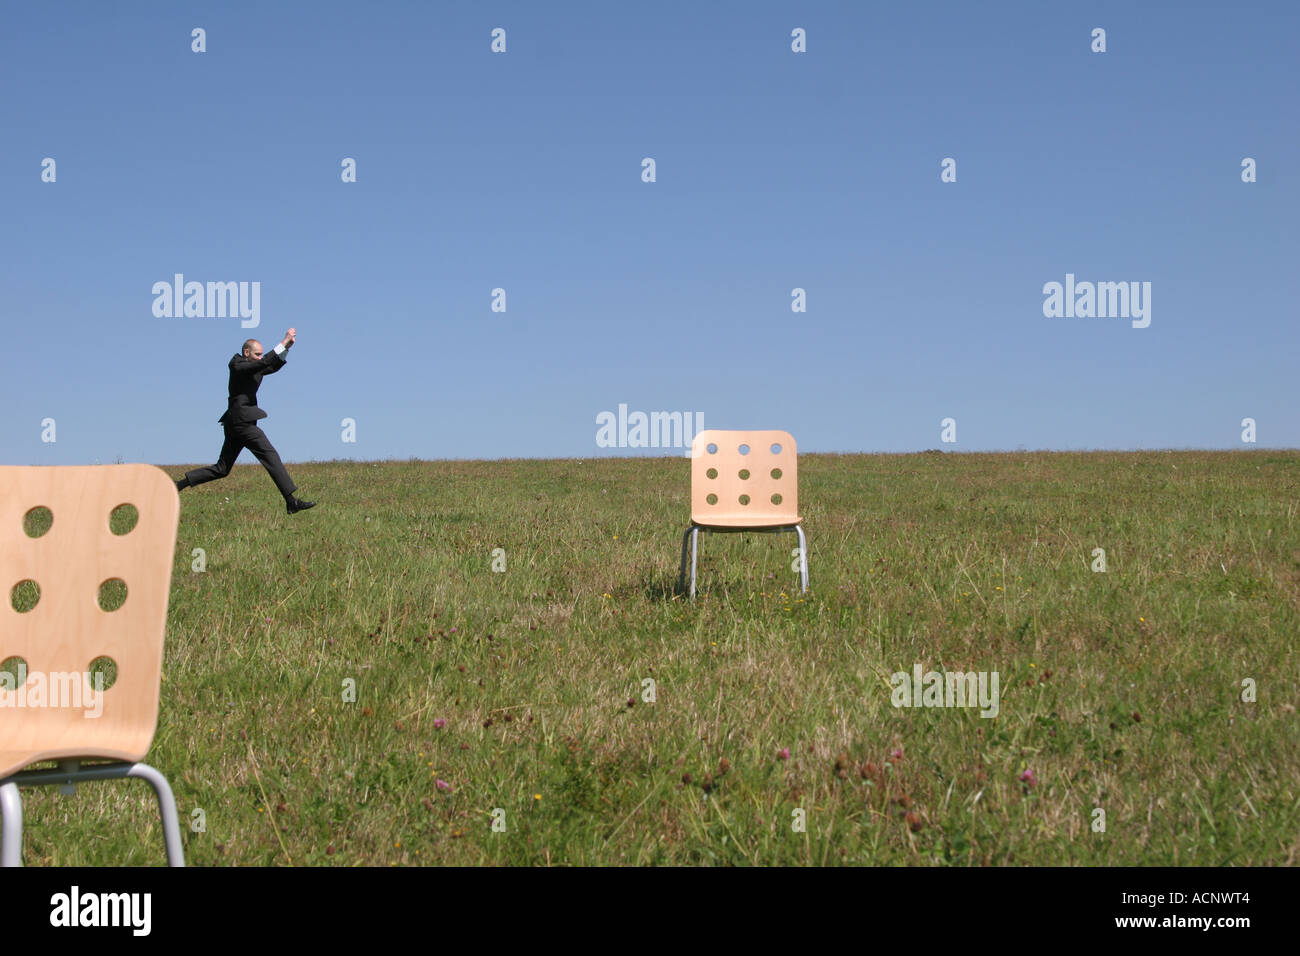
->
[690,430,799,527]
[0,465,179,779]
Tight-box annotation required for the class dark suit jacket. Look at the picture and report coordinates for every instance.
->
[217,350,286,425]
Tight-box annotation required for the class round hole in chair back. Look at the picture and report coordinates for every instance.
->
[706,468,718,479]
[109,503,139,536]
[98,578,128,612]
[10,579,40,613]
[770,443,782,455]
[738,494,750,506]
[1,656,28,689]
[770,468,783,480]
[738,469,750,480]
[771,493,783,506]
[738,444,750,455]
[706,493,718,505]
[87,656,118,691]
[706,443,718,454]
[23,506,52,538]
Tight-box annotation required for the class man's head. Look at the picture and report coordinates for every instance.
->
[242,339,263,359]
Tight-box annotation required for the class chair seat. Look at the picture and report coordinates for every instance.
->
[691,514,803,529]
[1,747,142,781]
[0,754,35,781]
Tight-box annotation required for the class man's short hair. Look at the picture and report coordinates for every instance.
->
[242,338,262,355]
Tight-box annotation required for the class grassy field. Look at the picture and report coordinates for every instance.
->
[12,451,1300,865]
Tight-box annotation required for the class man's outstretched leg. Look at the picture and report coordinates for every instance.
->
[177,431,242,491]
[243,424,316,514]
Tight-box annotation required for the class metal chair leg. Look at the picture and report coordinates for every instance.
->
[0,781,22,867]
[794,524,809,593]
[689,526,700,599]
[128,764,186,867]
[679,526,694,595]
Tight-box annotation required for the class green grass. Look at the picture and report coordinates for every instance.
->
[12,451,1300,865]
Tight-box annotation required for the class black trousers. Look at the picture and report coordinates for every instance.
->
[185,421,297,498]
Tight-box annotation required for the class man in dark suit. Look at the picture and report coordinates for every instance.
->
[176,328,316,514]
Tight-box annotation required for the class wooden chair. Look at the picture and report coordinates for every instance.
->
[679,430,808,598]
[0,465,184,866]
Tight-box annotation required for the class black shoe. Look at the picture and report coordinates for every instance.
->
[286,496,317,515]
[175,477,188,491]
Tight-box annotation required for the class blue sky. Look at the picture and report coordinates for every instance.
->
[2,0,1296,465]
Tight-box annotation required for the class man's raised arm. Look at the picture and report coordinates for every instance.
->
[229,329,296,374]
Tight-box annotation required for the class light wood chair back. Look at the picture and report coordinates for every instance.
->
[0,466,179,779]
[690,430,800,528]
